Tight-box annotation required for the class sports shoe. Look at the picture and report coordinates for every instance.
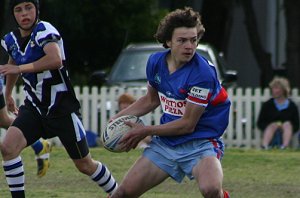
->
[36,140,52,177]
[280,145,287,150]
[261,145,270,150]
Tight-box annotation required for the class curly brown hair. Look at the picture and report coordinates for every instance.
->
[154,7,205,48]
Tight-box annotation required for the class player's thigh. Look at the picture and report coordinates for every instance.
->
[193,156,223,189]
[11,105,44,146]
[1,126,27,159]
[121,156,169,194]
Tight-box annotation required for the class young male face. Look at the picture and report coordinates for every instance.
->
[13,2,37,31]
[166,27,198,65]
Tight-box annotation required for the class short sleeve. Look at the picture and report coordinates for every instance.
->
[35,22,61,48]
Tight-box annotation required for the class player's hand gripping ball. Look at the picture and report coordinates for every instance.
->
[101,115,144,152]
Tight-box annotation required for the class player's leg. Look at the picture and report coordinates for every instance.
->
[1,105,43,197]
[0,93,51,177]
[111,156,169,198]
[73,153,118,195]
[281,121,293,148]
[262,123,279,149]
[31,138,52,177]
[191,139,228,198]
[193,156,224,197]
[0,94,14,128]
[112,136,182,198]
[55,112,118,195]
[1,126,27,198]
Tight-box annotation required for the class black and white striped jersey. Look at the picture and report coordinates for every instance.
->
[1,21,80,117]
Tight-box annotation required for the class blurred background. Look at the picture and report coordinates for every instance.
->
[1,0,299,88]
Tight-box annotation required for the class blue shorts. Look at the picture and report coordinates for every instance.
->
[143,136,225,183]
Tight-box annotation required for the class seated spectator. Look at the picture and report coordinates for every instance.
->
[257,77,299,149]
[117,93,151,148]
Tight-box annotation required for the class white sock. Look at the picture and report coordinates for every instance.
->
[2,156,25,192]
[90,162,118,195]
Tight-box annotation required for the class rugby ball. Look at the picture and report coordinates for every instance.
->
[101,115,144,152]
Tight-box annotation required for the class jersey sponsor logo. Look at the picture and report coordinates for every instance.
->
[159,92,186,116]
[154,73,161,84]
[189,86,209,100]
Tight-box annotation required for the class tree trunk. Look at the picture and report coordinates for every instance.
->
[284,0,300,88]
[201,0,234,55]
[241,0,274,88]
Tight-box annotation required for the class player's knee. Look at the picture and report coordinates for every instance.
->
[0,141,15,158]
[111,184,135,198]
[74,158,94,175]
[0,121,6,128]
[0,121,9,129]
[200,185,222,198]
[75,162,91,174]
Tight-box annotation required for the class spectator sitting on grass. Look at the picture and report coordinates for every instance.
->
[257,76,299,149]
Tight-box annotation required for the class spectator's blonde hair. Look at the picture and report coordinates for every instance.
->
[269,76,291,97]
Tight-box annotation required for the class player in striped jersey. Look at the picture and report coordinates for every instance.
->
[0,0,117,197]
[110,7,230,198]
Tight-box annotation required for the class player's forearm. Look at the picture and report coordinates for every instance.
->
[4,74,19,97]
[19,54,61,73]
[146,102,205,137]
[145,117,195,136]
[19,42,62,73]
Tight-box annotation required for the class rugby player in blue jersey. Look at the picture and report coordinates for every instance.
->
[0,0,117,197]
[110,7,230,198]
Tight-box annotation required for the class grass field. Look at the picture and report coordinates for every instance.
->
[0,146,300,198]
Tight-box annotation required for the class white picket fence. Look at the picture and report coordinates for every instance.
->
[1,86,300,148]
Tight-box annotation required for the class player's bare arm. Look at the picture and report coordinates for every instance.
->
[119,101,205,151]
[3,57,19,114]
[19,42,62,73]
[0,56,18,75]
[0,42,61,75]
[5,74,18,114]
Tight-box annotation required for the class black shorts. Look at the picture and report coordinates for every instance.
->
[12,105,89,159]
[0,94,5,109]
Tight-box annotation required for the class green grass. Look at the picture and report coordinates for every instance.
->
[1,147,300,197]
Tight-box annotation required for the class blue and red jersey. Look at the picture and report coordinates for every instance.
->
[146,50,231,146]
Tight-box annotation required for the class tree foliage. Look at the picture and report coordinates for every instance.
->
[1,0,299,87]
[39,0,167,84]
